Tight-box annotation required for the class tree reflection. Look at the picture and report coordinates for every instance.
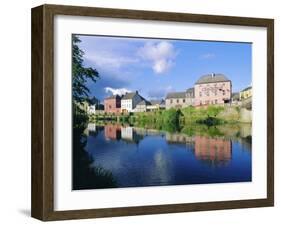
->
[72,128,117,190]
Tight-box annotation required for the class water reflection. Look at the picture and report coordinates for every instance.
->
[76,123,252,189]
[194,136,231,166]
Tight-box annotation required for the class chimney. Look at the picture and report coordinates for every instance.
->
[136,90,138,94]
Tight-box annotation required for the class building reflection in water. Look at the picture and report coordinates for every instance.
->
[165,133,232,166]
[103,124,144,144]
[194,136,232,166]
[96,124,233,166]
[104,124,121,140]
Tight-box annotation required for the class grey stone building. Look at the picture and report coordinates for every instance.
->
[165,88,194,109]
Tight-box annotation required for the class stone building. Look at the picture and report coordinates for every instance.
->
[165,88,194,109]
[134,100,151,112]
[104,95,121,114]
[194,73,232,106]
[147,99,165,111]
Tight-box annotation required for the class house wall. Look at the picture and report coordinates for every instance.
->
[121,99,132,112]
[104,98,121,114]
[134,104,147,112]
[194,81,231,106]
[165,97,194,109]
[240,89,252,100]
[121,94,143,112]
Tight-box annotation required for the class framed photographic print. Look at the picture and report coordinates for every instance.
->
[31,4,274,221]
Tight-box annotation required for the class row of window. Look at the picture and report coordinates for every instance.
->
[199,83,226,88]
[169,98,193,104]
[199,89,229,97]
[200,99,218,105]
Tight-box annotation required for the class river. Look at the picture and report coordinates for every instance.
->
[73,123,252,189]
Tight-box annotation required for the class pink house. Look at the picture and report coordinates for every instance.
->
[194,73,232,106]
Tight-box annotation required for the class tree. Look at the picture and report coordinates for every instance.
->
[72,35,99,103]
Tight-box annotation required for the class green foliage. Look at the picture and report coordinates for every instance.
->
[206,105,224,117]
[181,124,224,137]
[73,102,89,132]
[72,35,99,103]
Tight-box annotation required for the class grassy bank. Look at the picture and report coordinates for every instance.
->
[90,105,251,128]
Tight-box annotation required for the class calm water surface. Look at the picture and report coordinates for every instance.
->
[74,123,252,189]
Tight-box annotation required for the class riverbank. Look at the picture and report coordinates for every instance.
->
[89,106,252,128]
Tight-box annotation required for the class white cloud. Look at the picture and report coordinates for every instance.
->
[105,87,132,96]
[200,53,215,59]
[138,41,177,74]
[85,52,138,69]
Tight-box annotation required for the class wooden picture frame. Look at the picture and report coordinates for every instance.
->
[31,4,274,221]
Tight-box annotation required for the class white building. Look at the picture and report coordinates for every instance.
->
[87,104,104,114]
[121,91,143,113]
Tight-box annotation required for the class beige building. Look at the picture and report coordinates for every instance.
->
[146,100,165,111]
[240,86,252,100]
[165,88,194,109]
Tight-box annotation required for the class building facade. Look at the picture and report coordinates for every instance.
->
[121,91,143,113]
[165,88,194,109]
[88,104,104,114]
[147,99,165,111]
[104,95,121,114]
[194,73,232,106]
[240,86,252,100]
[134,100,151,112]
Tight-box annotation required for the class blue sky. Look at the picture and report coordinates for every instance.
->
[76,35,252,102]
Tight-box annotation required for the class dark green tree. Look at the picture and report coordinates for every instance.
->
[72,35,99,103]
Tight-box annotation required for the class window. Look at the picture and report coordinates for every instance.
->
[215,99,217,104]
[170,99,173,104]
[199,92,202,97]
[176,99,179,103]
[183,99,186,103]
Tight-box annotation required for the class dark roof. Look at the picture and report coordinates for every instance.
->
[95,104,104,110]
[195,73,230,84]
[122,92,140,100]
[150,99,164,105]
[105,94,121,100]
[88,96,99,105]
[166,92,186,99]
[137,100,151,106]
[241,86,252,92]
[186,87,194,93]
